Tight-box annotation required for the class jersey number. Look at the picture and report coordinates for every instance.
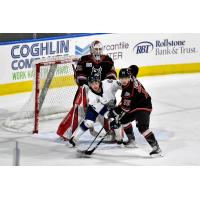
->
[123,99,131,106]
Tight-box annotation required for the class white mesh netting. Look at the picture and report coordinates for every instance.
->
[2,55,79,133]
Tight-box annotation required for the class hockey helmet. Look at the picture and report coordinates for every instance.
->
[119,68,130,79]
[128,65,139,78]
[90,40,103,58]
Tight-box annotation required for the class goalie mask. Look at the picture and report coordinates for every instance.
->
[90,40,103,60]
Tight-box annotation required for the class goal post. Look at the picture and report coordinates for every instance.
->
[33,63,40,134]
[3,55,79,134]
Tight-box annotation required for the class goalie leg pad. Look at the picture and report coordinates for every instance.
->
[56,86,88,140]
[56,106,76,140]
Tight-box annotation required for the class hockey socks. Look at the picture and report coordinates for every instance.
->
[144,131,162,156]
[144,132,157,147]
[123,124,135,141]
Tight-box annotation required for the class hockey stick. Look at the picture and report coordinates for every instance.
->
[77,126,104,154]
[83,131,109,155]
[83,112,126,155]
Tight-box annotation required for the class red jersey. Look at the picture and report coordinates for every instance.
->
[75,54,117,86]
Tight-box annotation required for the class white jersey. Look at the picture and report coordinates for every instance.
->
[86,79,122,113]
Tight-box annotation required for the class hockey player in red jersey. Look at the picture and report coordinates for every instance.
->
[74,40,117,85]
[115,65,139,148]
[57,40,117,140]
[111,68,162,156]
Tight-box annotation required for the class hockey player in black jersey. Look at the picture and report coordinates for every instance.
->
[117,64,139,146]
[75,40,117,86]
[112,68,162,156]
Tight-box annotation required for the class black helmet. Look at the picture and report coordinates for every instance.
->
[128,65,139,78]
[119,68,130,79]
[88,73,101,84]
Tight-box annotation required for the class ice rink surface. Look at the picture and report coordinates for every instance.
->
[0,73,200,166]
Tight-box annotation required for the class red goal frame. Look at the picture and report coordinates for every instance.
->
[32,57,78,134]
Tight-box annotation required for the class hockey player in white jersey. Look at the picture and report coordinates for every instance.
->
[69,72,122,147]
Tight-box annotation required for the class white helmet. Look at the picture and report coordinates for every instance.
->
[90,40,103,60]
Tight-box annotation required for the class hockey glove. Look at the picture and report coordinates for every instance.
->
[110,119,121,129]
[107,110,117,119]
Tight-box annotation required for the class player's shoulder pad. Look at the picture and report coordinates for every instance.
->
[82,84,89,90]
[103,54,114,63]
[104,79,121,86]
[79,55,91,62]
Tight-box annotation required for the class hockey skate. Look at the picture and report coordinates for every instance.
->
[150,144,162,157]
[101,130,116,143]
[69,136,77,147]
[123,139,137,148]
[115,135,124,145]
[116,139,123,145]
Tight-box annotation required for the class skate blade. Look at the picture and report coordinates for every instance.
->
[69,144,77,148]
[102,140,116,144]
[124,145,138,149]
[150,152,163,158]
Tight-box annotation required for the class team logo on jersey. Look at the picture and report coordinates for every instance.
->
[107,79,113,83]
[91,67,102,75]
[91,67,102,80]
[123,99,131,106]
[124,92,131,96]
[75,44,90,56]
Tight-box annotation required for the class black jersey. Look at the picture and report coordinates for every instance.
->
[75,54,117,86]
[115,78,152,114]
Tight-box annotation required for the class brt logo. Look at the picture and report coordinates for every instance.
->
[75,44,90,56]
[133,41,154,54]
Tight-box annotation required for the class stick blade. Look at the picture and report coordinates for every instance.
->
[76,149,91,158]
[84,149,94,155]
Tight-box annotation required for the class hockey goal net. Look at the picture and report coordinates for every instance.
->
[3,55,79,134]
